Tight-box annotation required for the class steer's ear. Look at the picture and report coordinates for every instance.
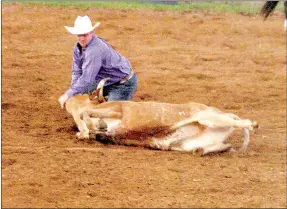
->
[98,95,108,103]
[89,89,108,103]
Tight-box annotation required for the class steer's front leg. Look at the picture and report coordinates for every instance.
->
[81,112,108,132]
[76,131,89,139]
[72,113,90,139]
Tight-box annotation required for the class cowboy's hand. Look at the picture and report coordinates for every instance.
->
[58,93,69,109]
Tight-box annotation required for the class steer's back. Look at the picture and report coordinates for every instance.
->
[95,101,212,131]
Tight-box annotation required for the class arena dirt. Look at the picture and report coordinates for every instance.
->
[2,3,286,208]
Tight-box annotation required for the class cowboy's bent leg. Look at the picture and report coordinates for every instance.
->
[106,74,138,101]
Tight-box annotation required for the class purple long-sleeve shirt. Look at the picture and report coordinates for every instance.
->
[65,33,132,98]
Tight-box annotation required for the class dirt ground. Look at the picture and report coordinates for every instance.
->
[2,2,286,208]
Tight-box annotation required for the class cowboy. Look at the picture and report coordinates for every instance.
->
[58,16,138,109]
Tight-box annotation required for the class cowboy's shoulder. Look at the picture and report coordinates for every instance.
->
[87,39,105,53]
[91,36,104,47]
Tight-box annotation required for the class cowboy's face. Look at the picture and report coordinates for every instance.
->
[77,31,93,48]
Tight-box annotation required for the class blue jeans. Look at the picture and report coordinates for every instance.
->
[88,74,138,101]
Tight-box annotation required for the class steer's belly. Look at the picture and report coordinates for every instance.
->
[151,125,202,150]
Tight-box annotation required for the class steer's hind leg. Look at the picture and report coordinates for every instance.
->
[169,138,231,154]
[194,110,255,130]
[170,110,257,132]
[202,143,232,155]
[169,126,233,154]
[168,138,191,151]
[169,139,231,156]
[168,138,205,156]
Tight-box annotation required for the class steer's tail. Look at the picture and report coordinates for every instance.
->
[229,114,259,152]
[225,113,251,152]
[238,128,250,152]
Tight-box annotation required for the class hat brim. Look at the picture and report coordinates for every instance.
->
[64,22,100,35]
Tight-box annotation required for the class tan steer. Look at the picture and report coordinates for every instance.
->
[65,79,258,155]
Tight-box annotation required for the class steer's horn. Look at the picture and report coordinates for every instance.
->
[97,77,110,103]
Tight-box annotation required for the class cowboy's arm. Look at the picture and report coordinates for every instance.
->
[58,48,82,109]
[71,49,82,86]
[60,46,83,100]
[65,51,102,98]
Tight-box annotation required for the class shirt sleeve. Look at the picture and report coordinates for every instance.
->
[70,51,82,86]
[66,49,102,98]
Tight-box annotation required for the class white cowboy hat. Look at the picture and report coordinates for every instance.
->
[64,16,100,35]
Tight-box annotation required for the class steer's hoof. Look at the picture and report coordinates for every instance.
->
[88,130,106,140]
[252,121,259,129]
[193,148,204,156]
[76,132,89,139]
[96,131,107,138]
[98,119,108,130]
[88,130,97,140]
[248,121,259,131]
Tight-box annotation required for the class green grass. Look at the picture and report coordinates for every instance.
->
[2,1,285,15]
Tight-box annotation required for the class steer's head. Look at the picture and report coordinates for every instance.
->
[65,77,110,115]
[89,77,110,103]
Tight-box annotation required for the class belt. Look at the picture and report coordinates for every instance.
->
[120,70,134,84]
